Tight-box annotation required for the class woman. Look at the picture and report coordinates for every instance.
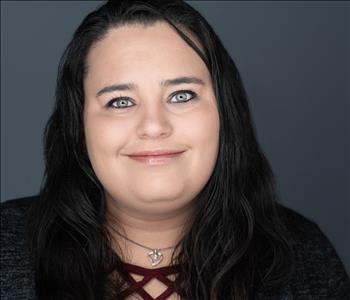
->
[1,0,349,299]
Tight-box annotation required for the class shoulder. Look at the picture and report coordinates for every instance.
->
[1,195,38,300]
[279,204,335,248]
[1,195,37,222]
[276,204,350,299]
[1,195,38,243]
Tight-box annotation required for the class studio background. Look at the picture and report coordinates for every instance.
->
[1,1,349,274]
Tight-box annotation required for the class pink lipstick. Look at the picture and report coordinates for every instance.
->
[127,150,185,165]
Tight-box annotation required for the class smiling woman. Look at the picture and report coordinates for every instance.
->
[83,22,220,229]
[1,0,349,300]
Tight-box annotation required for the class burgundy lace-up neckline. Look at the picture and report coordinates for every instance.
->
[120,262,181,300]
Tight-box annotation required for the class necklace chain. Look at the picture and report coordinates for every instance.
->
[109,225,176,251]
[108,224,178,267]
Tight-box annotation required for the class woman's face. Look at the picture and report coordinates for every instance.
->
[83,22,220,218]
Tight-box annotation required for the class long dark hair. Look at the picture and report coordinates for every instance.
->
[26,0,295,299]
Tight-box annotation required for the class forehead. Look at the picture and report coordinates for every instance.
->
[84,22,209,84]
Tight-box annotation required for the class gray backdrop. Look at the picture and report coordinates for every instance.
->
[1,1,349,274]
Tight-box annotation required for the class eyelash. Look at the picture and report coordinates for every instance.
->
[106,90,198,109]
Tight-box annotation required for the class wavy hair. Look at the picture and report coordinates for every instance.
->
[26,0,295,299]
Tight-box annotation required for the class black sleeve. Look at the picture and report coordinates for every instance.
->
[0,196,38,300]
[285,207,350,299]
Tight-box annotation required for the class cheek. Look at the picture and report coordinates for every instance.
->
[187,101,220,147]
[83,113,136,197]
[182,104,220,173]
[84,113,131,163]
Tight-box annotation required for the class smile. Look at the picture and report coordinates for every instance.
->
[127,151,185,165]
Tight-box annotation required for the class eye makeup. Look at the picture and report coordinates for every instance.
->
[105,89,198,109]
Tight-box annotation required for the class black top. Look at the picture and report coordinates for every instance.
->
[1,195,350,300]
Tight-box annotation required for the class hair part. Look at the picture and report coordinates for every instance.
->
[26,1,295,299]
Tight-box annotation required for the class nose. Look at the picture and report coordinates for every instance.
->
[136,102,173,140]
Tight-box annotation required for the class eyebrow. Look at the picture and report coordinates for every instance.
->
[96,76,205,97]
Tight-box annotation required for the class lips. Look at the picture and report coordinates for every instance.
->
[126,149,186,165]
[127,150,186,157]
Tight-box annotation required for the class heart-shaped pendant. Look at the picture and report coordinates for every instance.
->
[148,249,163,267]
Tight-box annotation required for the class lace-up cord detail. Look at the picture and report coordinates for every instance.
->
[120,263,181,300]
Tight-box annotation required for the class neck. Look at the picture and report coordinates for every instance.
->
[105,194,196,268]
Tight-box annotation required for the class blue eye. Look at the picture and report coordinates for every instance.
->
[169,90,197,104]
[107,97,133,109]
[106,90,197,109]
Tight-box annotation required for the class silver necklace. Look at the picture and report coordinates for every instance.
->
[110,226,176,267]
